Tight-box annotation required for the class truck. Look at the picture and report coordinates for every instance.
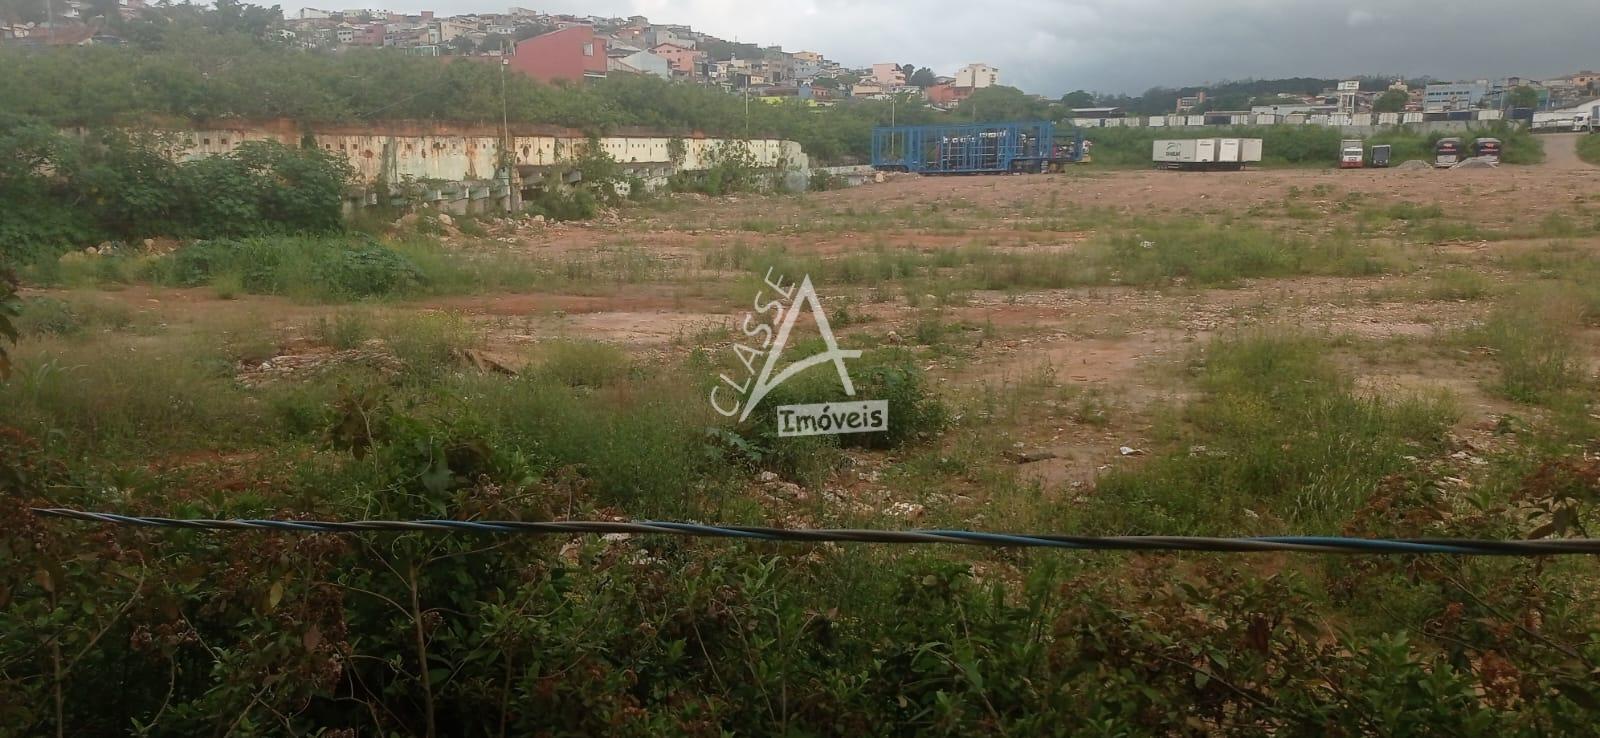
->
[1531,111,1579,132]
[1434,138,1465,167]
[1370,144,1392,168]
[1339,139,1364,168]
[1578,106,1597,133]
[870,121,1084,175]
[1151,138,1262,171]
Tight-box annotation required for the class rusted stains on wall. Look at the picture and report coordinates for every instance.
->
[154,120,807,187]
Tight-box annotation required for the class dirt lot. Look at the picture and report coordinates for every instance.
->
[36,141,1596,493]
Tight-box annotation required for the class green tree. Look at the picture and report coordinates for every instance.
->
[956,85,1049,121]
[1373,89,1409,113]
[1060,89,1095,108]
[1506,85,1539,110]
[908,67,937,88]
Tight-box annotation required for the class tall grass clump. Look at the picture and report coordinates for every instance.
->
[1579,134,1600,167]
[1078,221,1395,286]
[0,333,268,455]
[1471,292,1587,405]
[155,235,424,300]
[1081,332,1455,534]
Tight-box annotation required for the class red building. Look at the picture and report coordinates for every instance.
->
[927,83,974,106]
[505,25,607,84]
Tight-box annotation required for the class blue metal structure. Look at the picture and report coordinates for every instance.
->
[871,121,1080,174]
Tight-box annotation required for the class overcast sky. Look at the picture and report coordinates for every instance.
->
[410,0,1598,95]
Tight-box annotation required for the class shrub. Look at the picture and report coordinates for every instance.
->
[160,236,424,300]
[1579,134,1600,167]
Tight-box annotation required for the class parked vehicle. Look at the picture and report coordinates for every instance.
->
[1531,111,1579,132]
[1472,137,1503,164]
[1434,137,1464,167]
[1339,139,1364,168]
[1151,138,1262,171]
[1370,144,1392,168]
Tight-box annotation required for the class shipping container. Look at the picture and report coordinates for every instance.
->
[1153,139,1197,164]
[1167,115,1186,126]
[1254,114,1277,125]
[1241,138,1263,161]
[1152,138,1261,170]
[1147,116,1165,127]
[1309,114,1330,125]
[1377,113,1400,125]
[1216,138,1241,162]
[1402,112,1424,123]
[1329,114,1352,126]
[1477,110,1504,121]
[1186,115,1205,127]
[1285,114,1307,125]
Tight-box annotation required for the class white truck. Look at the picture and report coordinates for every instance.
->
[1532,111,1580,132]
[1152,138,1262,171]
[1339,139,1364,168]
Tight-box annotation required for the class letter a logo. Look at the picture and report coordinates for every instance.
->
[739,275,861,421]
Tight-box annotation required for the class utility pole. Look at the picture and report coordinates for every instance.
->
[499,47,513,213]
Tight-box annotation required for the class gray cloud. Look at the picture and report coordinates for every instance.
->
[415,0,1600,95]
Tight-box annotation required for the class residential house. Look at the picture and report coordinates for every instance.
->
[926,82,973,106]
[609,49,671,79]
[792,50,823,63]
[646,25,693,47]
[505,24,607,83]
[851,81,888,99]
[870,63,906,87]
[954,63,998,89]
[334,25,355,42]
[437,18,477,42]
[652,42,703,78]
[1175,91,1205,112]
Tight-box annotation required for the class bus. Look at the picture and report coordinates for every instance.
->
[1434,138,1465,168]
[1472,138,1502,164]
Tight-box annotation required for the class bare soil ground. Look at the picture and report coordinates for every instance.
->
[34,156,1599,487]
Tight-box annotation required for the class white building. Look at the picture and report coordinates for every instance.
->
[299,7,331,19]
[955,63,999,89]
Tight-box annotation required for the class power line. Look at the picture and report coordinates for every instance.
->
[29,509,1600,556]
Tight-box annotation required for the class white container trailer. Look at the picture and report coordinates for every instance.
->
[1285,114,1307,125]
[1402,112,1424,124]
[1215,138,1241,163]
[1532,111,1577,131]
[1241,138,1263,162]
[1153,139,1198,165]
[1186,115,1206,126]
[1153,138,1260,171]
[1166,115,1186,126]
[1329,113,1352,126]
[1377,112,1400,125]
[1254,114,1277,125]
[1147,116,1166,127]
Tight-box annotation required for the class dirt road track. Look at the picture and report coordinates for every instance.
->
[1537,133,1596,170]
